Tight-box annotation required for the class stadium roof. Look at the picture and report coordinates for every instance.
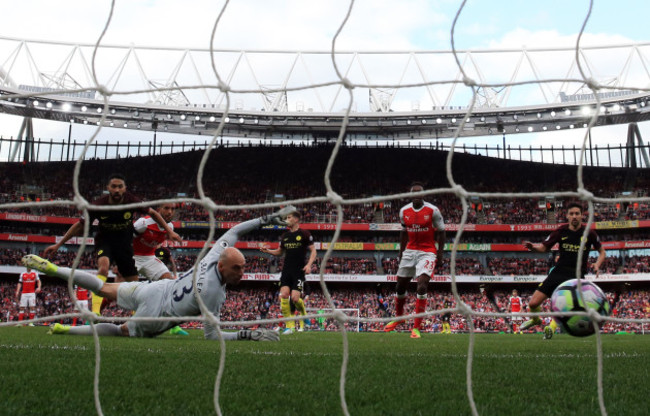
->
[1,37,650,140]
[2,86,650,140]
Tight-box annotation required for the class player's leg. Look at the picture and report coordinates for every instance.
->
[386,249,417,332]
[411,273,431,339]
[519,290,547,331]
[522,269,567,335]
[543,317,559,340]
[18,305,25,323]
[441,314,450,334]
[27,296,36,324]
[410,252,436,338]
[386,277,409,330]
[49,322,127,336]
[384,276,410,332]
[47,280,123,335]
[279,284,294,334]
[92,254,111,314]
[22,254,105,294]
[114,245,140,283]
[292,288,307,332]
[138,255,187,335]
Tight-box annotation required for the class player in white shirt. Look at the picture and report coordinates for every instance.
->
[22,206,295,341]
[384,182,446,339]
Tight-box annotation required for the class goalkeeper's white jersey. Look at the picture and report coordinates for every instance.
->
[161,217,262,339]
[163,241,228,337]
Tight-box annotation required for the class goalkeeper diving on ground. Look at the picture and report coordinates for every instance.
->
[21,206,297,342]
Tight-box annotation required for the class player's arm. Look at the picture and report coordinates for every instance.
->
[304,243,317,273]
[523,241,549,253]
[218,206,295,251]
[43,221,84,256]
[433,210,446,268]
[260,244,283,256]
[592,245,606,276]
[133,217,147,235]
[36,277,42,294]
[398,229,408,260]
[147,208,181,242]
[168,253,178,278]
[15,281,21,299]
[204,323,279,341]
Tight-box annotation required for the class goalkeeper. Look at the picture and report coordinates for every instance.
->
[22,206,297,342]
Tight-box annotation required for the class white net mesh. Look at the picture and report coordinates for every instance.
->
[2,1,650,416]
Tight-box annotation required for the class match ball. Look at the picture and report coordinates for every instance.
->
[550,279,611,337]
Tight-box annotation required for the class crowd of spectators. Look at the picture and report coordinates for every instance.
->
[1,248,648,276]
[2,146,648,224]
[2,282,648,334]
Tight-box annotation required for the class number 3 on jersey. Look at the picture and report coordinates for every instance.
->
[172,270,194,302]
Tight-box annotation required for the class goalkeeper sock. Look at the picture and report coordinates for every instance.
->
[91,274,108,315]
[68,323,123,336]
[280,297,294,329]
[413,295,427,330]
[549,319,558,332]
[394,293,407,317]
[49,267,105,293]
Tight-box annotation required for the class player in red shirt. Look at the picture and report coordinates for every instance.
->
[15,266,41,325]
[72,285,90,326]
[509,289,523,334]
[384,182,446,339]
[133,202,187,336]
[132,202,177,281]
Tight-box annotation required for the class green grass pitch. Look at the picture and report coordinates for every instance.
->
[1,327,648,415]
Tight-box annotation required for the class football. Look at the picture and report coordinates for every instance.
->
[550,279,611,337]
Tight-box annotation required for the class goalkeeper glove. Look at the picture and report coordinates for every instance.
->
[260,205,296,226]
[237,328,280,342]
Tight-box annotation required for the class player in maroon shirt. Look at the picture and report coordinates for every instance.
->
[520,201,605,339]
[261,209,316,334]
[43,173,181,315]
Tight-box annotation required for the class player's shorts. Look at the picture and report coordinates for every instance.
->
[118,281,175,337]
[280,268,305,292]
[537,266,580,297]
[134,255,171,281]
[19,293,36,308]
[75,300,90,311]
[510,315,524,322]
[96,237,138,278]
[397,249,437,278]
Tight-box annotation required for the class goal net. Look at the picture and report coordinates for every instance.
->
[1,1,650,416]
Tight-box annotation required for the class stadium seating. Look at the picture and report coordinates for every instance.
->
[2,282,647,333]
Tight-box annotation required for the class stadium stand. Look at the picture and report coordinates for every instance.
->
[1,146,649,333]
[2,282,648,334]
